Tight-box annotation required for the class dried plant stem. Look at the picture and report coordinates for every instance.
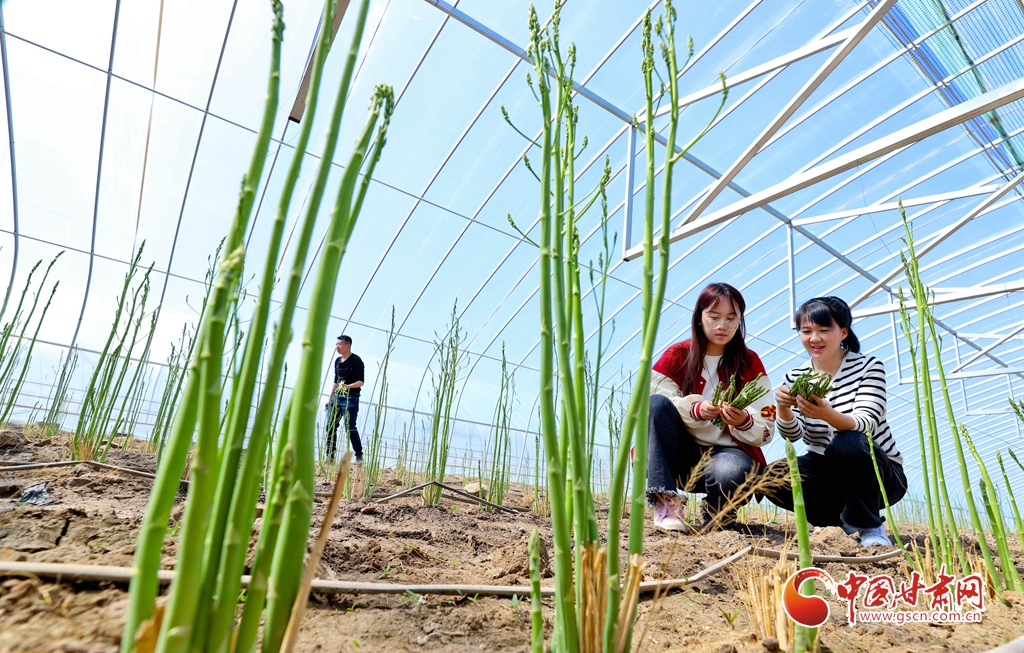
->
[281,452,353,653]
[613,554,647,653]
[579,543,607,653]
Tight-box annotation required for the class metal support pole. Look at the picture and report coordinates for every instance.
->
[786,224,796,329]
[953,335,969,411]
[623,125,637,258]
[889,311,904,385]
[0,1,20,311]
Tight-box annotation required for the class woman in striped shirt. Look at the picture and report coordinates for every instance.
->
[765,296,907,547]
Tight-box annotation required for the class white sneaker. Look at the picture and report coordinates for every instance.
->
[652,494,688,532]
[353,456,363,467]
[858,524,890,547]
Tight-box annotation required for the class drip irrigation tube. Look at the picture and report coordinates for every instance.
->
[0,545,905,599]
[989,637,1024,653]
[0,460,528,511]
[1,558,1017,653]
[0,459,187,488]
[374,480,525,514]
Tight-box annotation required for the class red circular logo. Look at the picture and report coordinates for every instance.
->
[783,568,834,628]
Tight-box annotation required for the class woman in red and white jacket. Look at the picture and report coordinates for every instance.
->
[647,283,775,532]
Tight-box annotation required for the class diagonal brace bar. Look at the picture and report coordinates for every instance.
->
[643,75,1024,255]
[677,0,897,230]
[850,169,1024,307]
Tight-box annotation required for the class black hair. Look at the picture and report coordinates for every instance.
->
[794,296,860,353]
[681,283,753,394]
[337,335,353,345]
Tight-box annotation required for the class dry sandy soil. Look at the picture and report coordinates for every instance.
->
[0,431,1021,653]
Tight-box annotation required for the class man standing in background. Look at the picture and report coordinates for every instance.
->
[326,335,364,465]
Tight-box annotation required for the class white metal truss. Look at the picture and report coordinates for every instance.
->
[952,322,1024,372]
[413,0,1024,407]
[627,76,1024,257]
[673,0,898,233]
[648,26,858,117]
[66,0,126,353]
[852,279,1024,317]
[791,184,1001,226]
[850,170,1024,307]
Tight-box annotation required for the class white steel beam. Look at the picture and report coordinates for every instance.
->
[952,322,1024,372]
[289,0,349,122]
[761,0,1009,157]
[649,26,857,118]
[631,76,1024,257]
[791,184,1001,226]
[623,126,637,256]
[424,0,631,124]
[852,279,1024,317]
[850,170,1024,307]
[944,368,1024,380]
[675,0,898,232]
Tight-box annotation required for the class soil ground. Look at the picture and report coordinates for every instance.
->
[0,429,1021,653]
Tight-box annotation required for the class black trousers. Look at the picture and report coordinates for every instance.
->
[762,430,907,529]
[326,394,362,461]
[647,394,758,513]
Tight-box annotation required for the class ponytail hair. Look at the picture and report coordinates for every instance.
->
[794,296,860,353]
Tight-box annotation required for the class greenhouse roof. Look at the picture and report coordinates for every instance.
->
[2,0,1024,500]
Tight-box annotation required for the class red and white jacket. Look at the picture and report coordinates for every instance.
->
[650,341,776,467]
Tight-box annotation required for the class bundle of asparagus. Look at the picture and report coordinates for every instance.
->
[788,369,833,404]
[709,373,769,429]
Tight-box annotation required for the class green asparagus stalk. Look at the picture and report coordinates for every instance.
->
[122,0,286,644]
[711,374,768,429]
[896,290,940,564]
[528,528,544,653]
[605,4,727,650]
[899,209,963,574]
[785,440,816,653]
[866,427,914,567]
[920,289,995,580]
[262,78,394,653]
[0,274,59,426]
[787,369,832,403]
[424,304,463,504]
[524,5,577,646]
[509,2,726,650]
[190,0,291,646]
[996,451,1024,554]
[234,410,293,653]
[0,258,44,388]
[75,245,145,452]
[42,349,77,437]
[363,308,396,499]
[154,248,245,653]
[963,425,1023,592]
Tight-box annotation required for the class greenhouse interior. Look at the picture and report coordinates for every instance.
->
[0,0,1023,651]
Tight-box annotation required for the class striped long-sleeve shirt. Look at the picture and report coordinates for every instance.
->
[776,351,902,465]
